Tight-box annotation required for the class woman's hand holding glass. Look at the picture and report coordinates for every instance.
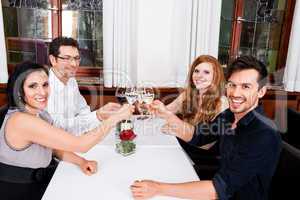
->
[118,104,135,120]
[149,100,172,119]
[109,104,135,123]
[96,102,122,120]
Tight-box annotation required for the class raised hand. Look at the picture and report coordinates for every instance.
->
[149,100,171,119]
[96,102,122,120]
[115,104,135,121]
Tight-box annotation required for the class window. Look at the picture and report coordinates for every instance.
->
[1,0,103,74]
[218,0,295,85]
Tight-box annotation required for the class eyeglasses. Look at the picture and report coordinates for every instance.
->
[56,55,81,63]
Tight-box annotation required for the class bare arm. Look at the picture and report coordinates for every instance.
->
[53,149,85,166]
[6,104,133,153]
[165,93,185,114]
[53,149,97,175]
[131,180,217,200]
[161,112,195,142]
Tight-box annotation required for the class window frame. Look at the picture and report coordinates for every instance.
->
[229,0,295,72]
[4,0,102,79]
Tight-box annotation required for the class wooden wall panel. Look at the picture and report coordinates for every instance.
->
[1,82,300,128]
[0,93,7,107]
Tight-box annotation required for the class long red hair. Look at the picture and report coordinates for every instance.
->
[182,55,224,124]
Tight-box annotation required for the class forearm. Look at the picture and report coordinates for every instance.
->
[158,181,217,200]
[52,112,100,136]
[79,116,119,152]
[53,149,85,166]
[166,93,184,114]
[166,102,180,114]
[165,113,194,142]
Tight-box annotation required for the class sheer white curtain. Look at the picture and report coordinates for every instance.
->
[283,0,300,92]
[103,0,137,87]
[0,2,8,83]
[190,0,222,60]
[103,0,222,87]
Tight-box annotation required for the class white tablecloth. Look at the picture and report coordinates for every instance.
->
[42,118,200,200]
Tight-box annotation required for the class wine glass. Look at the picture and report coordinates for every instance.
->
[141,87,154,105]
[115,87,127,104]
[137,86,154,119]
[125,87,138,105]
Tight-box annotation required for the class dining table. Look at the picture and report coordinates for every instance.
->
[42,117,200,200]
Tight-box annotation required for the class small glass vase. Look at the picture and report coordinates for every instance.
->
[115,120,136,156]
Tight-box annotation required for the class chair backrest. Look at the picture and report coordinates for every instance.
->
[269,141,300,199]
[275,141,300,177]
[282,108,300,149]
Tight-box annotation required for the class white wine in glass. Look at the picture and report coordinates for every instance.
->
[125,87,138,105]
[137,86,154,119]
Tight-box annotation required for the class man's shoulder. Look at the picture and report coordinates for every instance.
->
[247,114,281,147]
[252,112,278,134]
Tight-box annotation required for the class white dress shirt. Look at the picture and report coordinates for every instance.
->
[46,69,100,135]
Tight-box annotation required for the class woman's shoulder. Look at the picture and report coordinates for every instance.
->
[5,110,51,137]
[6,111,36,125]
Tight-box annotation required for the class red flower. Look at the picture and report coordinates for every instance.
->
[119,129,137,141]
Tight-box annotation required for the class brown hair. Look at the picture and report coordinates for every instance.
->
[182,55,224,124]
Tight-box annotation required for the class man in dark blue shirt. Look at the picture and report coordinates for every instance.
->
[189,104,280,199]
[131,56,281,200]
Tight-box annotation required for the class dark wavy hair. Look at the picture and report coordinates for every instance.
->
[226,55,268,88]
[48,36,79,64]
[6,61,49,109]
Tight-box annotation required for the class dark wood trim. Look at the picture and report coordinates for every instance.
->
[0,84,6,90]
[2,81,298,100]
[7,63,102,78]
[51,0,62,38]
[276,0,296,70]
[6,37,45,51]
[230,0,244,61]
[78,85,181,96]
[76,67,101,77]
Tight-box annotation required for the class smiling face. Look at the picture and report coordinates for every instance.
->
[49,45,80,80]
[226,69,266,120]
[192,62,214,92]
[23,70,49,114]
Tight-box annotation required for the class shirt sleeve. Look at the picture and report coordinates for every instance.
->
[57,87,101,135]
[212,129,280,200]
[188,113,227,147]
[47,78,101,136]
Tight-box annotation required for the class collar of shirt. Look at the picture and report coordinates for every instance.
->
[49,68,77,92]
[223,105,264,128]
[49,68,65,92]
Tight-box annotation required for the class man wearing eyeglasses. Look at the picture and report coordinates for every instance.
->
[47,36,121,135]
